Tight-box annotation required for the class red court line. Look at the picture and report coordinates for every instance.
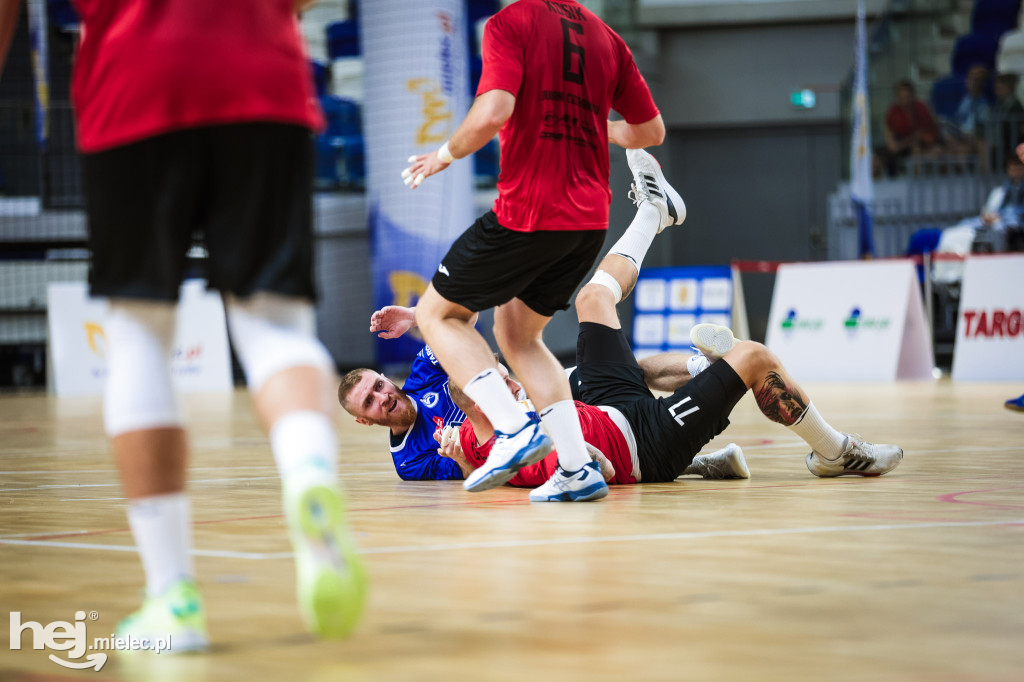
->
[936,487,1024,510]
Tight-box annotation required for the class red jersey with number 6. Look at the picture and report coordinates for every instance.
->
[478,0,659,232]
[71,0,322,153]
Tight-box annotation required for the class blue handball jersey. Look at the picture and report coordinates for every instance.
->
[389,345,466,480]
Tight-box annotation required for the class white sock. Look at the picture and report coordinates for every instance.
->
[539,400,591,471]
[126,492,193,598]
[463,368,530,434]
[269,410,338,479]
[609,202,661,269]
[787,402,847,459]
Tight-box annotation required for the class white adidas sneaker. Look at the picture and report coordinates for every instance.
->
[806,435,903,477]
[625,148,686,232]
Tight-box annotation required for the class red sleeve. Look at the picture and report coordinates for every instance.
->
[610,37,659,124]
[508,452,559,488]
[458,422,490,470]
[476,11,524,97]
[914,101,939,140]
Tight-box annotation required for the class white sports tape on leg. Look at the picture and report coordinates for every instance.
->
[103,300,183,436]
[225,293,335,392]
[588,270,623,303]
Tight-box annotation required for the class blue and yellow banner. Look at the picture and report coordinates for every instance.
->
[361,0,476,364]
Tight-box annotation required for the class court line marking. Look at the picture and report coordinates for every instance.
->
[0,472,393,492]
[1,518,1020,560]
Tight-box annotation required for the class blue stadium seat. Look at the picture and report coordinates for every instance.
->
[905,227,944,283]
[951,32,1001,76]
[310,60,329,98]
[327,20,360,59]
[971,0,1022,38]
[474,139,499,186]
[315,96,365,188]
[931,74,966,120]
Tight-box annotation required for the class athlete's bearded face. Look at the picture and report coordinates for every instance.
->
[344,371,417,430]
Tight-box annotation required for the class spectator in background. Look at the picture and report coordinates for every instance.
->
[946,65,992,156]
[991,73,1024,167]
[876,80,940,177]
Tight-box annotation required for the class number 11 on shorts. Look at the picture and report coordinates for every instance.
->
[669,396,699,426]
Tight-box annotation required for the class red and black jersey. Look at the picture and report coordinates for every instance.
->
[478,0,659,233]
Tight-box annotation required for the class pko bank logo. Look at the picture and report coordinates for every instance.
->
[780,309,823,332]
[10,611,173,671]
[843,307,891,332]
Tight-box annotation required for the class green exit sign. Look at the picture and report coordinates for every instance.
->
[790,89,816,109]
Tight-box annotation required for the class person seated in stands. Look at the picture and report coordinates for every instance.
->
[876,80,940,177]
[991,73,1024,166]
[945,65,992,157]
[976,152,1024,251]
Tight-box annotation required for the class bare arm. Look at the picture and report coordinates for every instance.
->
[0,0,21,75]
[370,305,479,338]
[608,113,666,150]
[638,352,693,392]
[403,89,516,188]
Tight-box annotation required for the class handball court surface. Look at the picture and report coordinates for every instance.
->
[1,380,1021,681]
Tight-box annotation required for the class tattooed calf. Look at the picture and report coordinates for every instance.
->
[755,371,807,425]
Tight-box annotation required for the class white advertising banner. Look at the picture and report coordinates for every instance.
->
[362,0,475,364]
[47,280,233,396]
[952,253,1024,381]
[765,260,933,381]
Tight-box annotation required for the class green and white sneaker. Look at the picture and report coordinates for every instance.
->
[115,578,209,653]
[284,470,368,639]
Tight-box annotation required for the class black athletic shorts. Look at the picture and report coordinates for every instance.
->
[82,122,316,301]
[431,210,605,317]
[574,322,748,482]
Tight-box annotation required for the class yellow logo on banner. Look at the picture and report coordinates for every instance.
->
[406,77,451,145]
[84,321,106,358]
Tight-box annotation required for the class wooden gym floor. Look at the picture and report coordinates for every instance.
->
[0,380,1022,681]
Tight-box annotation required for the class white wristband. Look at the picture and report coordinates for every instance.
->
[437,141,455,164]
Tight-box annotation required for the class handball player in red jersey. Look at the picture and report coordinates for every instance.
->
[401,0,678,502]
[0,0,366,648]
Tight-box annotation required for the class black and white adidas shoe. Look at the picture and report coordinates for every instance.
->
[625,148,686,233]
[806,435,903,477]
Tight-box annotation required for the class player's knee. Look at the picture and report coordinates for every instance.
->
[725,340,775,385]
[225,292,335,392]
[576,281,615,314]
[103,300,183,436]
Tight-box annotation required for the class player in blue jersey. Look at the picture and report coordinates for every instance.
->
[337,342,523,481]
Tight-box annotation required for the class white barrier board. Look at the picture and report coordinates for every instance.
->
[952,253,1024,381]
[765,260,933,381]
[47,280,233,396]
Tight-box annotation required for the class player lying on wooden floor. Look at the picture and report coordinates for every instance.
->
[339,150,903,500]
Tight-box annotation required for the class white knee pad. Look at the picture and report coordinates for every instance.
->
[225,293,335,392]
[103,300,183,437]
[588,270,623,303]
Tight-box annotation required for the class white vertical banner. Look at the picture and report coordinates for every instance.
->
[362,0,475,364]
[952,254,1024,380]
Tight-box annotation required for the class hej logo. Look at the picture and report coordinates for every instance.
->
[780,309,823,331]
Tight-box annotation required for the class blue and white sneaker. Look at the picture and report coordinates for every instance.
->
[463,419,552,492]
[528,461,609,502]
[686,351,710,378]
[626,148,686,232]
